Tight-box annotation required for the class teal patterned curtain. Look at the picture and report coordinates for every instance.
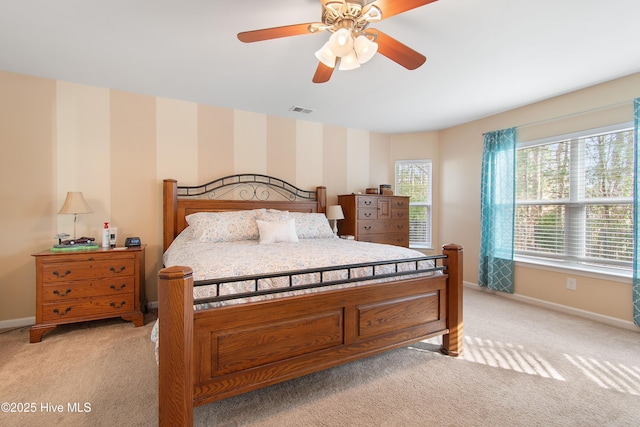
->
[634,98,640,327]
[479,128,516,293]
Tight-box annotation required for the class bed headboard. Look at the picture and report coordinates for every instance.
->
[163,174,327,251]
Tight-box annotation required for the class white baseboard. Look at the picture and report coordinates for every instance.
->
[464,282,638,331]
[0,316,34,330]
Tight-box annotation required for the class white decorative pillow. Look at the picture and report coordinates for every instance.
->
[186,209,265,242]
[256,219,299,245]
[290,212,335,239]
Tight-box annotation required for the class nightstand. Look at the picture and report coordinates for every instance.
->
[30,245,146,343]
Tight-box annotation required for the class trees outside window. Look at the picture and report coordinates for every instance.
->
[395,160,432,248]
[515,125,634,271]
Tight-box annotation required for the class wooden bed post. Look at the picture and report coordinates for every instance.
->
[163,179,178,252]
[441,244,463,357]
[316,186,327,213]
[158,266,194,427]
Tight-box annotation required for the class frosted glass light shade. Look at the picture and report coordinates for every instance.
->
[315,41,337,68]
[338,50,360,70]
[354,35,378,64]
[329,28,354,57]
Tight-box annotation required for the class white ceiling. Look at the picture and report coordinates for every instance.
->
[1,0,640,134]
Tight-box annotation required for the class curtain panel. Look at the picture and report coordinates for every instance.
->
[634,98,639,327]
[479,128,516,293]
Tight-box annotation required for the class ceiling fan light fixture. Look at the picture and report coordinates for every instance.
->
[338,50,360,71]
[328,28,354,57]
[354,35,378,64]
[362,5,382,22]
[315,42,337,68]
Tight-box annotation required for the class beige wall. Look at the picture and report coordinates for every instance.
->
[439,72,640,325]
[1,68,639,327]
[0,71,391,323]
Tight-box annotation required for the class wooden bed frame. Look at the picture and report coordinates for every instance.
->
[158,175,463,426]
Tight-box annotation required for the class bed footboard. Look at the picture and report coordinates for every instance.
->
[158,244,463,426]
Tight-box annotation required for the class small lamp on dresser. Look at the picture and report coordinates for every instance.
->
[58,191,92,239]
[326,205,344,235]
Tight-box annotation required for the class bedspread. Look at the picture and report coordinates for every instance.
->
[163,229,438,307]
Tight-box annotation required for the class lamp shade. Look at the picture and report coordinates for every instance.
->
[326,205,345,220]
[354,35,378,64]
[328,28,354,57]
[58,192,92,215]
[315,41,337,68]
[338,50,361,70]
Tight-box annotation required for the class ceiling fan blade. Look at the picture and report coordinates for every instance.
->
[373,29,426,70]
[373,0,438,20]
[312,60,337,83]
[238,23,321,43]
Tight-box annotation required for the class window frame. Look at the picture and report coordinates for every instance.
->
[514,122,634,278]
[394,159,433,249]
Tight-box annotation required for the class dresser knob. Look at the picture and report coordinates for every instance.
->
[53,289,72,297]
[110,301,127,309]
[109,266,126,274]
[110,284,127,291]
[53,307,71,316]
[364,213,372,218]
[364,226,372,231]
[52,270,71,278]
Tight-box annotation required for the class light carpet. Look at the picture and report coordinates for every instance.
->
[1,288,638,426]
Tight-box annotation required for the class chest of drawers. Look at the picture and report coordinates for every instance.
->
[30,245,146,343]
[337,194,410,247]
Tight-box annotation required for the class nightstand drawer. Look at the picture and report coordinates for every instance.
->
[42,294,135,322]
[42,258,135,282]
[42,277,135,302]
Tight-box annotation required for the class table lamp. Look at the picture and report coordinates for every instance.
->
[58,192,92,239]
[326,205,344,235]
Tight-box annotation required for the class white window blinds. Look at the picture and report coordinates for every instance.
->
[395,160,432,248]
[515,125,634,270]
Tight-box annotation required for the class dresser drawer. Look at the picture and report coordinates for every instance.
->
[42,277,135,302]
[42,294,135,322]
[357,196,377,208]
[42,258,135,282]
[357,208,378,220]
[358,220,407,235]
[359,233,409,247]
[391,208,409,220]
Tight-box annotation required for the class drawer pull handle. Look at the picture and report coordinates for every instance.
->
[53,289,72,297]
[364,201,372,206]
[396,225,404,230]
[53,307,71,316]
[110,284,127,291]
[53,270,71,278]
[109,266,127,274]
[397,212,404,217]
[364,226,372,231]
[363,213,372,218]
[110,301,127,309]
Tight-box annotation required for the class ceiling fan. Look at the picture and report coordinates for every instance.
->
[237,0,438,83]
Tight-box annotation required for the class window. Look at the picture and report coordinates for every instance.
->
[515,124,634,272]
[395,159,432,248]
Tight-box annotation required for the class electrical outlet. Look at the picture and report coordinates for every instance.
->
[566,277,577,290]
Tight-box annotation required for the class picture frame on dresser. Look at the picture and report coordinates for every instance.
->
[30,245,146,343]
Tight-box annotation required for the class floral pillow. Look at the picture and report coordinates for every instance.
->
[290,212,335,239]
[185,209,265,242]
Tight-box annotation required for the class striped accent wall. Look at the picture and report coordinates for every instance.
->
[0,71,391,317]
